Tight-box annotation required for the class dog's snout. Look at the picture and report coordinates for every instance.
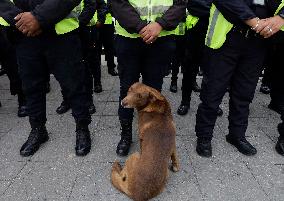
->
[121,99,127,108]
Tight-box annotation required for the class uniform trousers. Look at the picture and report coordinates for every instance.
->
[195,30,266,140]
[116,35,176,120]
[16,31,91,127]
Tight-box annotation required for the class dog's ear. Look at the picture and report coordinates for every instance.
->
[149,90,164,103]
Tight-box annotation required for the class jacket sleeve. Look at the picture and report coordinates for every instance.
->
[97,0,107,23]
[187,0,212,18]
[213,0,256,24]
[155,0,187,31]
[110,0,147,33]
[31,0,82,30]
[79,0,97,25]
[0,0,23,26]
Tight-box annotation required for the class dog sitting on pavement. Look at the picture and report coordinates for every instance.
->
[111,82,180,201]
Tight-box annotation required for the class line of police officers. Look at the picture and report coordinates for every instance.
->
[0,0,283,158]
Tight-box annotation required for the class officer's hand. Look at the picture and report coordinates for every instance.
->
[139,22,162,44]
[258,16,284,38]
[15,12,41,37]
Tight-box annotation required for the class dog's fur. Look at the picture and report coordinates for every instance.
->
[111,83,180,201]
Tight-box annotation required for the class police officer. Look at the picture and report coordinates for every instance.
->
[195,0,272,157]
[96,0,118,77]
[168,19,187,93]
[0,27,27,117]
[0,0,92,157]
[176,0,210,115]
[55,0,107,115]
[111,0,186,156]
[263,0,284,156]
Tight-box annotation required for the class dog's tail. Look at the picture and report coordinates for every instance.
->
[111,161,131,196]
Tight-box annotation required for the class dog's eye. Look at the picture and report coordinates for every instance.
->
[137,94,142,98]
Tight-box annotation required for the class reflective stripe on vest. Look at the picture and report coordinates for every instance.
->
[174,22,186,35]
[205,4,233,49]
[186,15,199,30]
[0,17,10,27]
[55,4,81,34]
[115,0,176,38]
[0,0,13,26]
[275,1,284,31]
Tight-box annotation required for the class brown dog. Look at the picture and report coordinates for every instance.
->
[111,82,180,201]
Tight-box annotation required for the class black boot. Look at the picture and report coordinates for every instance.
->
[276,137,284,156]
[268,102,284,115]
[88,104,96,115]
[217,107,224,117]
[260,84,271,94]
[177,104,190,116]
[56,101,71,114]
[196,138,212,158]
[170,80,178,93]
[20,125,49,157]
[17,93,28,118]
[46,82,51,94]
[192,81,202,92]
[75,124,91,156]
[226,135,257,156]
[108,68,118,76]
[0,67,6,76]
[276,124,284,156]
[94,83,103,93]
[116,120,132,156]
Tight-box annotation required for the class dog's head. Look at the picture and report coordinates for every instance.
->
[121,83,168,113]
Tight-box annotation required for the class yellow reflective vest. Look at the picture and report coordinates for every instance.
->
[186,15,199,30]
[206,2,284,49]
[0,0,81,35]
[115,0,176,38]
[0,17,9,27]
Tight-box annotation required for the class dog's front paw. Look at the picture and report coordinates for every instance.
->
[171,165,180,173]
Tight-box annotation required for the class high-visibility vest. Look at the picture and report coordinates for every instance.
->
[186,15,199,30]
[275,1,284,31]
[205,4,233,49]
[0,17,9,27]
[115,0,176,38]
[206,2,284,49]
[0,0,81,35]
[174,22,186,36]
[104,0,113,25]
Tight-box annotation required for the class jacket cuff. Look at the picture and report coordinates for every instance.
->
[135,21,147,33]
[31,11,47,30]
[155,18,167,30]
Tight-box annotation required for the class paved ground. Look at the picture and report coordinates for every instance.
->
[0,60,284,201]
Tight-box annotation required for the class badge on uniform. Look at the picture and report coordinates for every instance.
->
[253,0,265,6]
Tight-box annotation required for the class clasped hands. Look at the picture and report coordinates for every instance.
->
[248,16,284,38]
[139,22,162,44]
[14,12,41,37]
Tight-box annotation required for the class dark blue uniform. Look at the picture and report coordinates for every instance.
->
[195,0,272,157]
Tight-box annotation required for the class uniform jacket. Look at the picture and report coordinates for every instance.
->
[0,0,81,30]
[110,0,187,34]
[187,0,212,19]
[79,0,108,25]
[213,0,284,25]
